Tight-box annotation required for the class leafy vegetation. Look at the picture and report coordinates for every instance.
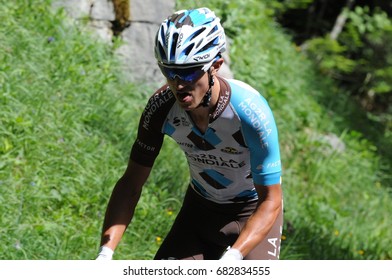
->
[304,6,392,110]
[0,0,390,260]
[273,1,392,182]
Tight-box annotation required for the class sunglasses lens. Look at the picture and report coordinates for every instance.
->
[159,65,205,82]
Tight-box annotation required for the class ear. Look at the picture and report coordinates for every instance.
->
[210,58,224,75]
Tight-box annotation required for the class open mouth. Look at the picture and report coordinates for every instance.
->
[176,91,192,101]
[177,91,190,98]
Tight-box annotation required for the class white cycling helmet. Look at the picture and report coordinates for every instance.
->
[155,7,226,69]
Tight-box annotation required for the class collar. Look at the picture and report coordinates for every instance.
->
[209,76,231,122]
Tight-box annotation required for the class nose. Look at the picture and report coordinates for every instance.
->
[176,81,188,91]
[169,78,189,91]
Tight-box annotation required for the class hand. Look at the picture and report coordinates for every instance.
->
[220,247,243,260]
[96,246,114,260]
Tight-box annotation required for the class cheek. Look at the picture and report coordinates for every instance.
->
[195,75,209,91]
[166,80,175,90]
[198,79,211,98]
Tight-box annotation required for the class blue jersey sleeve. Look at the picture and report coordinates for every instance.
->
[229,80,282,186]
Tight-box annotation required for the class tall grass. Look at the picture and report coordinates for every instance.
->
[0,0,187,259]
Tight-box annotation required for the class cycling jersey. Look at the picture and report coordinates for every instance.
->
[131,77,282,204]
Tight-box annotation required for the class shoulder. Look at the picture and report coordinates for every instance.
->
[225,79,271,110]
[140,85,176,132]
[142,85,177,117]
[145,84,176,109]
[226,79,260,95]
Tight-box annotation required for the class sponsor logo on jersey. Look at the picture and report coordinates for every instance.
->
[177,142,193,148]
[256,160,281,170]
[173,116,190,127]
[238,97,272,147]
[142,89,173,131]
[220,146,242,155]
[212,90,230,119]
[185,152,246,168]
[135,139,156,152]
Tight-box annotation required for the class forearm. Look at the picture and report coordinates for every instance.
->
[232,199,282,257]
[99,161,151,251]
[97,160,151,259]
[231,184,282,258]
[100,179,141,250]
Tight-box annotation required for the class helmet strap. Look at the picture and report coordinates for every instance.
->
[200,70,214,107]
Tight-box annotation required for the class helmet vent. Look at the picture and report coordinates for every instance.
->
[198,41,214,53]
[183,44,194,56]
[189,27,206,42]
[195,39,203,49]
[207,26,218,37]
[170,33,179,60]
[158,44,166,61]
[160,27,166,45]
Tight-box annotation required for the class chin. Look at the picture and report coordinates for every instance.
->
[181,104,193,111]
[180,102,197,111]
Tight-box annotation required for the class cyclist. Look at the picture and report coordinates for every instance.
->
[96,7,283,260]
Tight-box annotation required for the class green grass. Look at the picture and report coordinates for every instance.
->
[0,0,390,260]
[0,0,187,259]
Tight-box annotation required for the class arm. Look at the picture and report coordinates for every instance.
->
[225,81,282,259]
[96,86,170,259]
[98,160,152,255]
[223,183,282,259]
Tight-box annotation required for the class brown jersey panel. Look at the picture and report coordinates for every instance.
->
[130,85,176,167]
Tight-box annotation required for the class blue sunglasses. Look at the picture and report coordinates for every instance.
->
[158,64,207,83]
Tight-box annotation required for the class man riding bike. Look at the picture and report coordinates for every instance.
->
[96,7,283,260]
